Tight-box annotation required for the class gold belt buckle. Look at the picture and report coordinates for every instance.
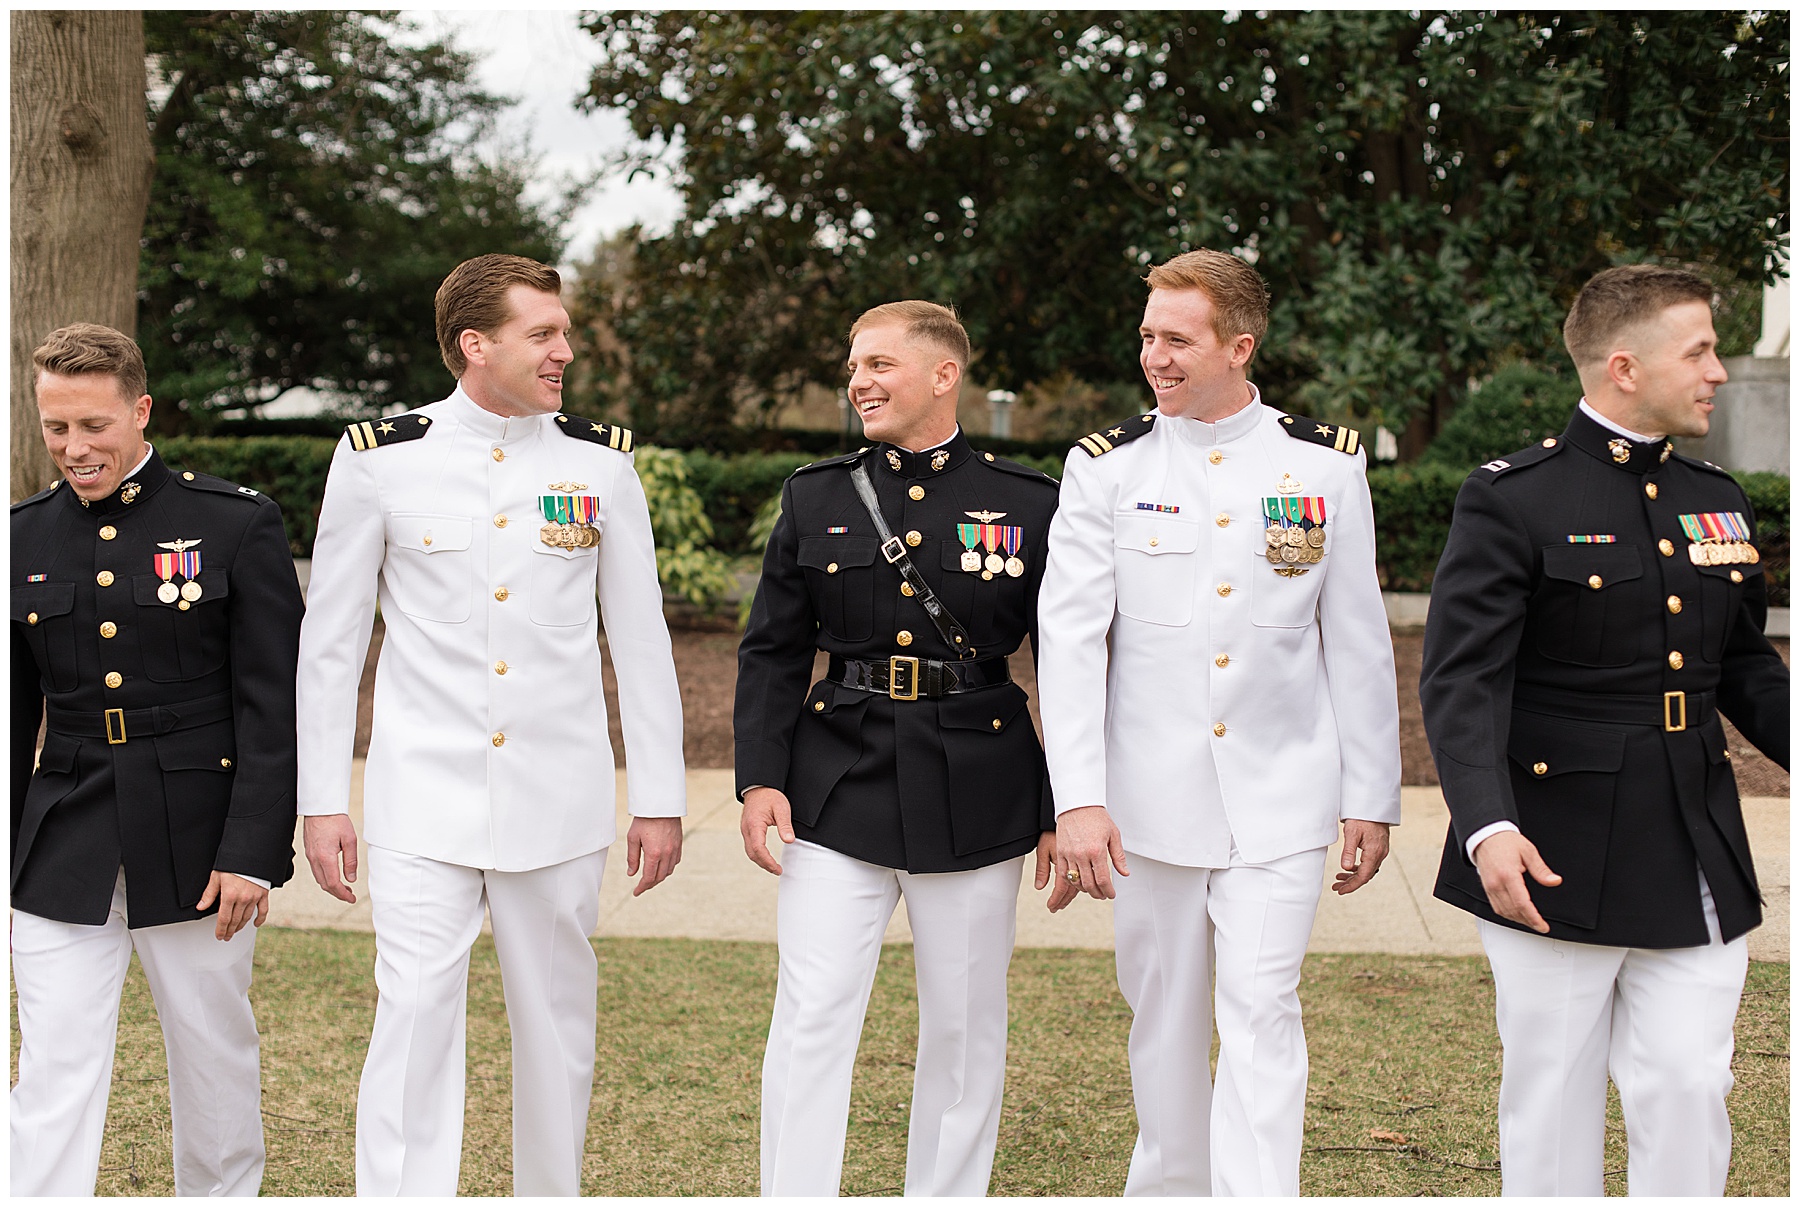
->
[104,708,128,745]
[888,656,920,701]
[1663,691,1686,732]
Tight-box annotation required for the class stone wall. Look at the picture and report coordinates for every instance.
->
[1675,355,1789,473]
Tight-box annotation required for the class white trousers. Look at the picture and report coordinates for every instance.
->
[355,845,605,1196]
[1112,845,1327,1197]
[10,870,264,1197]
[1479,895,1749,1197]
[761,840,1026,1197]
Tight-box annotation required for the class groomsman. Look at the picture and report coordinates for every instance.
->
[1037,249,1402,1195]
[1423,263,1789,1195]
[297,254,688,1195]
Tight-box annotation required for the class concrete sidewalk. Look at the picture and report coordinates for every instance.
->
[269,763,1788,962]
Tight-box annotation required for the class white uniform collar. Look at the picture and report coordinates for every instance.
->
[447,383,555,442]
[1578,398,1661,443]
[1162,382,1266,447]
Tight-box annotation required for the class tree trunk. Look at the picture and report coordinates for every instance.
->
[11,11,152,501]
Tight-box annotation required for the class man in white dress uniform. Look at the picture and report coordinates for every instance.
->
[297,254,687,1195]
[1037,249,1403,1195]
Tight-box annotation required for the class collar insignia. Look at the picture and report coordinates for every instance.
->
[120,481,142,504]
[1608,438,1631,465]
[886,449,903,472]
[1660,441,1673,463]
[931,449,951,471]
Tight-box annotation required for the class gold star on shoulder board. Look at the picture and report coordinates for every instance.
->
[1107,427,1125,438]
[590,422,607,435]
[377,421,397,434]
[1315,423,1333,437]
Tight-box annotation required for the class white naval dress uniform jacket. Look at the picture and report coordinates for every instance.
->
[296,387,686,857]
[1038,394,1401,859]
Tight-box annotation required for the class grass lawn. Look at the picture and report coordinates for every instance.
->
[11,929,1788,1196]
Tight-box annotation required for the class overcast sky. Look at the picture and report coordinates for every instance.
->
[399,9,683,266]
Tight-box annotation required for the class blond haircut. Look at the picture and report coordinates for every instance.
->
[1563,264,1715,368]
[1144,249,1270,357]
[32,322,148,402]
[435,254,563,376]
[848,300,971,369]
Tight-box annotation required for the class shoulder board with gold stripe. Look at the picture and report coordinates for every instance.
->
[345,412,433,451]
[1278,413,1362,455]
[554,415,635,453]
[1075,412,1157,457]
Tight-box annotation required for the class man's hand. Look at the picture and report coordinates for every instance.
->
[196,872,269,941]
[1034,831,1080,912]
[626,816,683,896]
[1054,805,1128,906]
[1332,819,1392,895]
[304,813,360,904]
[740,786,796,875]
[1473,829,1561,933]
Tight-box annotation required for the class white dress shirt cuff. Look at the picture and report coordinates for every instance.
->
[1465,820,1520,863]
[228,874,272,891]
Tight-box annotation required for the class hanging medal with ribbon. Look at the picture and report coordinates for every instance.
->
[1678,511,1760,565]
[980,523,1005,575]
[956,523,983,573]
[154,538,204,603]
[1261,494,1327,575]
[539,482,600,549]
[1002,526,1024,577]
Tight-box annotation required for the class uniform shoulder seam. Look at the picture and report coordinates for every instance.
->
[10,481,61,511]
[172,470,273,505]
[1471,437,1566,478]
[791,448,868,477]
[976,451,1059,485]
[1074,413,1157,457]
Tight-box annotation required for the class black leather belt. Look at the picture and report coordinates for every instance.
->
[1514,684,1717,733]
[47,691,234,746]
[829,655,1010,701]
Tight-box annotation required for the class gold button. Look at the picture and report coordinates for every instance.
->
[1668,650,1684,670]
[1533,762,1548,776]
[1541,438,1557,448]
[178,600,191,611]
[1588,575,1603,590]
[1730,570,1744,584]
[984,453,995,461]
[1216,514,1230,528]
[813,701,825,712]
[826,562,839,574]
[494,661,508,675]
[897,630,914,647]
[1659,539,1674,557]
[494,587,510,601]
[1212,722,1226,737]
[900,583,914,597]
[991,719,1003,731]
[1215,654,1229,668]
[905,530,922,547]
[1149,537,1160,547]
[27,612,39,625]
[909,485,925,501]
[1667,596,1682,614]
[96,571,115,587]
[1217,583,1233,597]
[183,472,196,480]
[221,758,232,769]
[492,732,506,747]
[494,513,508,528]
[99,525,117,540]
[100,621,117,638]
[1208,450,1223,465]
[492,448,505,462]
[1644,483,1658,500]
[105,671,122,689]
[982,570,993,580]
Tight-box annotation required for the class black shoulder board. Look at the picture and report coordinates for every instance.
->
[1278,413,1363,455]
[346,412,434,452]
[1475,437,1566,478]
[554,414,635,453]
[975,451,1059,485]
[791,447,869,477]
[11,479,62,511]
[1076,413,1157,457]
[174,470,268,502]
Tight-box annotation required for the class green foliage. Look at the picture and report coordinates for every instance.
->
[633,446,737,611]
[1366,463,1470,592]
[156,435,336,555]
[1420,363,1581,469]
[577,11,1787,442]
[682,450,817,553]
[1736,471,1790,608]
[140,12,567,427]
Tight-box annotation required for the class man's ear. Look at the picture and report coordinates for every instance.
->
[1604,349,1640,394]
[933,357,963,399]
[1229,334,1256,370]
[133,394,153,432]
[459,327,487,370]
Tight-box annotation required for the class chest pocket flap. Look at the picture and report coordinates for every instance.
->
[1541,543,1642,588]
[387,513,472,554]
[12,582,74,623]
[938,682,1031,733]
[798,535,878,572]
[1114,512,1199,555]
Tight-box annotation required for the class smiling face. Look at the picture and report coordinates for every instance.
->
[457,284,573,417]
[37,371,152,500]
[1138,288,1256,422]
[845,323,961,450]
[1600,300,1729,439]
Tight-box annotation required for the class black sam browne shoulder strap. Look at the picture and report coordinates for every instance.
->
[848,460,976,658]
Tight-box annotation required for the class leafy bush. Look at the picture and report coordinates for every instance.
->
[1737,471,1790,608]
[157,435,335,555]
[632,447,737,612]
[682,451,817,553]
[1366,464,1470,593]
[1420,363,1581,469]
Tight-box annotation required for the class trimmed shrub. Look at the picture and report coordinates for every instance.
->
[1366,463,1469,593]
[1737,471,1790,608]
[157,435,336,555]
[1421,363,1580,468]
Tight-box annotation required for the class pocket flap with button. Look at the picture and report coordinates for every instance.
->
[12,582,74,623]
[938,682,1030,732]
[155,725,238,773]
[1694,559,1765,583]
[1541,544,1642,588]
[798,535,877,572]
[388,512,472,554]
[1507,710,1625,776]
[1114,512,1199,555]
[34,732,78,774]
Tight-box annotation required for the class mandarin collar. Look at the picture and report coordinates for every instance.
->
[1562,406,1674,475]
[79,445,173,516]
[873,427,975,478]
[1163,383,1267,447]
[448,384,553,443]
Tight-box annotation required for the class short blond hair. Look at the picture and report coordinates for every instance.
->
[1144,249,1270,356]
[32,322,147,401]
[1563,264,1715,368]
[848,300,970,369]
[435,254,563,376]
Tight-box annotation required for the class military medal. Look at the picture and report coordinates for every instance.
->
[539,487,601,549]
[1002,527,1024,577]
[154,539,203,605]
[180,579,204,602]
[1679,512,1759,565]
[956,524,983,572]
[1262,493,1328,573]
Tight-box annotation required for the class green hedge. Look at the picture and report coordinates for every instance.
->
[157,436,336,557]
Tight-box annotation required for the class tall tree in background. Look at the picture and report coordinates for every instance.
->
[141,12,566,428]
[11,11,153,499]
[580,10,1787,450]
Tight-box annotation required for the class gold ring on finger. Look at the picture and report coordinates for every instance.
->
[1065,868,1081,885]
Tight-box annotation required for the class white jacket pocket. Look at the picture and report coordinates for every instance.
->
[1113,512,1198,627]
[383,513,473,623]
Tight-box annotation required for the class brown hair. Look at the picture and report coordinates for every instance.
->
[1144,249,1270,356]
[31,322,148,401]
[848,300,971,369]
[1563,264,1716,368]
[435,254,563,376]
